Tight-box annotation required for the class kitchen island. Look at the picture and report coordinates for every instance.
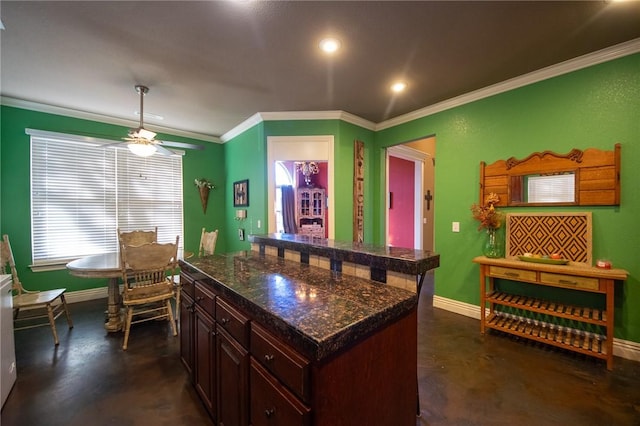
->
[179,243,436,426]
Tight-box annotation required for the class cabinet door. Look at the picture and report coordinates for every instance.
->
[194,306,216,417]
[312,190,323,216]
[179,292,195,377]
[250,359,311,426]
[216,326,249,426]
[298,191,311,216]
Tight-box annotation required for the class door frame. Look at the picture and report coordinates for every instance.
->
[386,145,429,249]
[267,136,335,238]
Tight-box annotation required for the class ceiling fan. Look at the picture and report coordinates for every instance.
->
[122,85,204,157]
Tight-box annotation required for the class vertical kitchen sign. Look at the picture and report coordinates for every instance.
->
[353,140,365,243]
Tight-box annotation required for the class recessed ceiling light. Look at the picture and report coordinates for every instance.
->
[391,82,407,93]
[319,38,341,54]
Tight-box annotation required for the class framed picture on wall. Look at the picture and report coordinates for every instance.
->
[233,179,249,207]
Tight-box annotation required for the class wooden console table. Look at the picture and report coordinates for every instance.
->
[473,256,628,370]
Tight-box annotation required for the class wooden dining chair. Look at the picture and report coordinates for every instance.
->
[172,228,218,322]
[199,228,218,257]
[1,234,73,346]
[117,227,158,247]
[170,227,218,321]
[119,237,179,350]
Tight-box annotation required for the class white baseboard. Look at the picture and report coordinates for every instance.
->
[433,295,482,320]
[432,295,640,363]
[612,338,640,363]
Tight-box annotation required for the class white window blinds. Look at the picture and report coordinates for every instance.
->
[29,129,183,266]
[527,174,575,204]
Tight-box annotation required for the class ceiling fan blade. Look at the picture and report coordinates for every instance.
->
[154,143,178,156]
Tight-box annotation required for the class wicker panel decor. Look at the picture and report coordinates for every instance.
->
[505,212,592,265]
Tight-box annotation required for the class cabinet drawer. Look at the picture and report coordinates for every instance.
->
[539,272,599,291]
[489,266,537,282]
[180,272,196,299]
[216,298,250,348]
[194,282,215,315]
[250,359,311,426]
[251,323,310,403]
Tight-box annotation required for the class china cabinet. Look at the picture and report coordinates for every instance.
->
[296,187,325,237]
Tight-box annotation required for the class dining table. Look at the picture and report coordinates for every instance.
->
[66,249,191,332]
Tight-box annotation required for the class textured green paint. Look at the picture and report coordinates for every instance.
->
[223,119,374,243]
[223,123,266,253]
[0,106,223,292]
[374,53,640,342]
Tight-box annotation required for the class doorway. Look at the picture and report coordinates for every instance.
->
[386,137,435,251]
[266,136,335,239]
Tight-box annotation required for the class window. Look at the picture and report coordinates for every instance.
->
[29,129,183,268]
[274,161,293,233]
[527,174,575,204]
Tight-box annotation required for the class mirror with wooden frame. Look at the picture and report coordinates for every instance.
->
[480,144,620,207]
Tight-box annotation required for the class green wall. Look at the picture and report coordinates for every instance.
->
[222,123,266,253]
[222,119,375,248]
[0,106,224,292]
[374,53,640,342]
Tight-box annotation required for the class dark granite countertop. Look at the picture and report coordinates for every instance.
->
[249,233,440,275]
[180,251,417,362]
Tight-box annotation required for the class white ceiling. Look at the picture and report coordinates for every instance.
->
[2,1,640,142]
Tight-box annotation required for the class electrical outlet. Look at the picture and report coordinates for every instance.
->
[238,228,245,240]
[452,222,460,232]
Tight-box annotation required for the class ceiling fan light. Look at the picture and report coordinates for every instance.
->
[128,142,157,157]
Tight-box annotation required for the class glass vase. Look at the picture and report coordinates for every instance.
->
[483,227,504,258]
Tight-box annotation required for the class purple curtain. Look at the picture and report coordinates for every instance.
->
[281,185,297,234]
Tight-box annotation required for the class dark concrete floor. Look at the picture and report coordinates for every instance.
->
[2,276,640,425]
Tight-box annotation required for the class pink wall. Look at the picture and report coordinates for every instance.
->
[388,156,415,248]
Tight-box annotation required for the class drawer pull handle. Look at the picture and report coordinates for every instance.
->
[264,408,276,418]
[504,272,519,277]
[196,296,204,301]
[220,318,230,325]
[264,354,274,362]
[559,279,578,285]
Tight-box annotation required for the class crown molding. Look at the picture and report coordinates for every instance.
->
[221,110,376,142]
[4,38,638,143]
[376,38,640,131]
[0,96,222,143]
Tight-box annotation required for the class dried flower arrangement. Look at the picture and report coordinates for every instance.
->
[194,178,215,213]
[194,178,215,189]
[471,193,504,230]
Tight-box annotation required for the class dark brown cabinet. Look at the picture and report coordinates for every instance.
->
[215,297,250,426]
[179,292,195,376]
[194,304,216,416]
[250,323,311,426]
[217,327,249,426]
[180,268,417,426]
[250,359,311,426]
